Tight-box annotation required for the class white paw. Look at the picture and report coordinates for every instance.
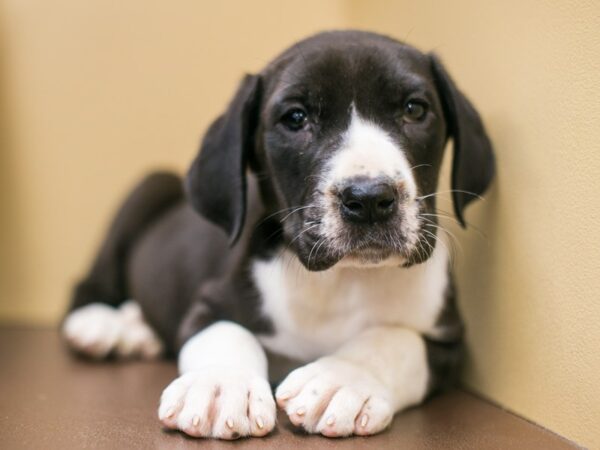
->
[62,301,163,359]
[158,368,276,439]
[62,303,122,358]
[115,302,163,358]
[275,357,394,437]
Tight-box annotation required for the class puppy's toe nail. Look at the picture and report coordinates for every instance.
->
[360,413,369,428]
[165,407,176,419]
[277,391,291,402]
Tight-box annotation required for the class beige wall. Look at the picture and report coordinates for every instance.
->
[350,0,600,447]
[0,0,348,323]
[2,1,599,447]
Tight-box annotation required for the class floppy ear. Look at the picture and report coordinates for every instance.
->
[429,54,495,227]
[185,74,261,244]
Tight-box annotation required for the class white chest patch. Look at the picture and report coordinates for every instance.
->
[253,244,449,361]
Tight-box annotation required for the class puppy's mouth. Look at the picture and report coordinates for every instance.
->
[292,220,416,271]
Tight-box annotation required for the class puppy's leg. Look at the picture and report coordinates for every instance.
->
[276,326,429,437]
[158,321,276,439]
[62,172,181,358]
[69,172,183,313]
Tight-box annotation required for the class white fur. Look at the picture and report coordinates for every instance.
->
[274,327,428,437]
[62,301,163,359]
[254,242,448,362]
[178,321,268,375]
[158,322,276,439]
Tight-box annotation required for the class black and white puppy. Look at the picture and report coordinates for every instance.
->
[63,30,494,439]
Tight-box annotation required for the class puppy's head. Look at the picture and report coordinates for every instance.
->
[187,31,494,271]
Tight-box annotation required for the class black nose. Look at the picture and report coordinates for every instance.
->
[340,179,398,223]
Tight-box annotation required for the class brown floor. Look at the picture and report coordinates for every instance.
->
[0,328,576,449]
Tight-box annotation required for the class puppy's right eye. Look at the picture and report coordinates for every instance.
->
[281,108,308,131]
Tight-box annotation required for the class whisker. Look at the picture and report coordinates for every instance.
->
[254,204,323,229]
[279,205,324,223]
[421,228,454,264]
[287,223,320,248]
[416,189,484,202]
[307,237,324,270]
[417,234,435,262]
[262,226,284,245]
[409,163,432,171]
[313,238,328,267]
[254,206,302,227]
[421,219,463,259]
[421,210,488,239]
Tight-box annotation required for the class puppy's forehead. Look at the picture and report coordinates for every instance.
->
[267,37,433,106]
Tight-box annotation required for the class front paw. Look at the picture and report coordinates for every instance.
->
[275,357,394,437]
[158,368,276,439]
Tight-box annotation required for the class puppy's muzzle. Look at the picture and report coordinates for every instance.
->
[339,178,398,224]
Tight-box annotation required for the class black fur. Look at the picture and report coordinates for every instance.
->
[424,273,465,395]
[186,75,262,244]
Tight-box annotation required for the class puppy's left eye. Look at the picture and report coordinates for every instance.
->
[281,108,308,131]
[403,100,428,122]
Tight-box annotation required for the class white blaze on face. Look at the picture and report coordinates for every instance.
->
[315,107,422,256]
[325,108,418,197]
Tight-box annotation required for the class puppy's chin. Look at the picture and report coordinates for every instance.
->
[295,250,342,272]
[296,248,407,271]
[294,240,409,271]
[336,251,407,269]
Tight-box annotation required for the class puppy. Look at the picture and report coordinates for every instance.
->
[63,30,494,439]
